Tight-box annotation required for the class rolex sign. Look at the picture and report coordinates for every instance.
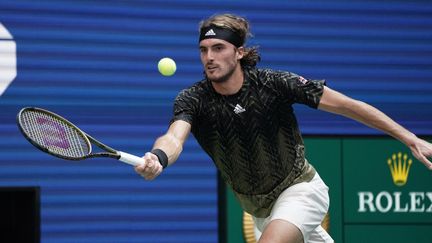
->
[343,138,432,242]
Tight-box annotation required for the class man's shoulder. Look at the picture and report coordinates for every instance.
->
[176,79,209,99]
[257,67,297,78]
[246,67,292,87]
[247,67,294,81]
[249,67,306,87]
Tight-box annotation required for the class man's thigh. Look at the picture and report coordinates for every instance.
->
[258,219,303,243]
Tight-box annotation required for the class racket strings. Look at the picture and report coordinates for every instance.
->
[20,110,90,158]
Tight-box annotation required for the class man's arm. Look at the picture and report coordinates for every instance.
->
[135,120,192,180]
[318,86,432,169]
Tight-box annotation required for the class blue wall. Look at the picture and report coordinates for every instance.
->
[0,1,431,242]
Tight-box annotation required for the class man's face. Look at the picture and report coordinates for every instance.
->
[199,39,243,83]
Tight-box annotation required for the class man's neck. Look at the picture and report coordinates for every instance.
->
[211,66,244,95]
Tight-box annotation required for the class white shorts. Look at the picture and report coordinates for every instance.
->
[253,173,334,243]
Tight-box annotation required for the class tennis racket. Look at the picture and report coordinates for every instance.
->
[17,107,143,166]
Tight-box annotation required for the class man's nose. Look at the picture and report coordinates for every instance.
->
[205,50,214,60]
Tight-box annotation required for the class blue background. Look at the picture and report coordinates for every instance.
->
[0,1,431,242]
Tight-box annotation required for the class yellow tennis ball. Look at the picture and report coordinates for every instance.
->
[158,57,176,76]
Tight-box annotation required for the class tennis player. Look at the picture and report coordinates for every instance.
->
[135,13,432,243]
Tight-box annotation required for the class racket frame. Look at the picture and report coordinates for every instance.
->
[17,107,142,166]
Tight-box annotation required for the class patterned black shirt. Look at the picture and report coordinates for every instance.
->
[171,67,325,217]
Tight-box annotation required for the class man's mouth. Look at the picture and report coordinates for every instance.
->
[206,64,218,71]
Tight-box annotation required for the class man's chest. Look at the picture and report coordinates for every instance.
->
[197,88,282,131]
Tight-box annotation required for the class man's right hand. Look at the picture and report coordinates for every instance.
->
[134,152,163,180]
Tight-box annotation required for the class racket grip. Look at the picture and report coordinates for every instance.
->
[118,151,143,166]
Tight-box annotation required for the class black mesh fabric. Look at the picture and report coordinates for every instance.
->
[172,68,324,195]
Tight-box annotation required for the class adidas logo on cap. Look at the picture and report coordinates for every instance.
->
[205,29,216,36]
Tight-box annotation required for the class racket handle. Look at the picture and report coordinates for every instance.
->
[118,151,143,166]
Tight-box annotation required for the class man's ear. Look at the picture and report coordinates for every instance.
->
[236,46,245,60]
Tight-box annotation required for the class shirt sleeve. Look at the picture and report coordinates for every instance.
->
[274,71,326,109]
[170,88,198,126]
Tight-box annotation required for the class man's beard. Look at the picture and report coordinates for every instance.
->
[206,65,236,84]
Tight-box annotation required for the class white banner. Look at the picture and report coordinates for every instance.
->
[0,23,17,97]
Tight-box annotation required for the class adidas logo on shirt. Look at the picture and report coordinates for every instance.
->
[205,29,216,36]
[233,104,246,114]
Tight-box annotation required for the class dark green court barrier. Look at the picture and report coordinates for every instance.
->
[222,137,432,243]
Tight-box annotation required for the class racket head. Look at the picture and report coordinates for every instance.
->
[17,107,92,160]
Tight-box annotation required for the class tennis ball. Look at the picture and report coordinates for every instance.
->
[158,57,176,76]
